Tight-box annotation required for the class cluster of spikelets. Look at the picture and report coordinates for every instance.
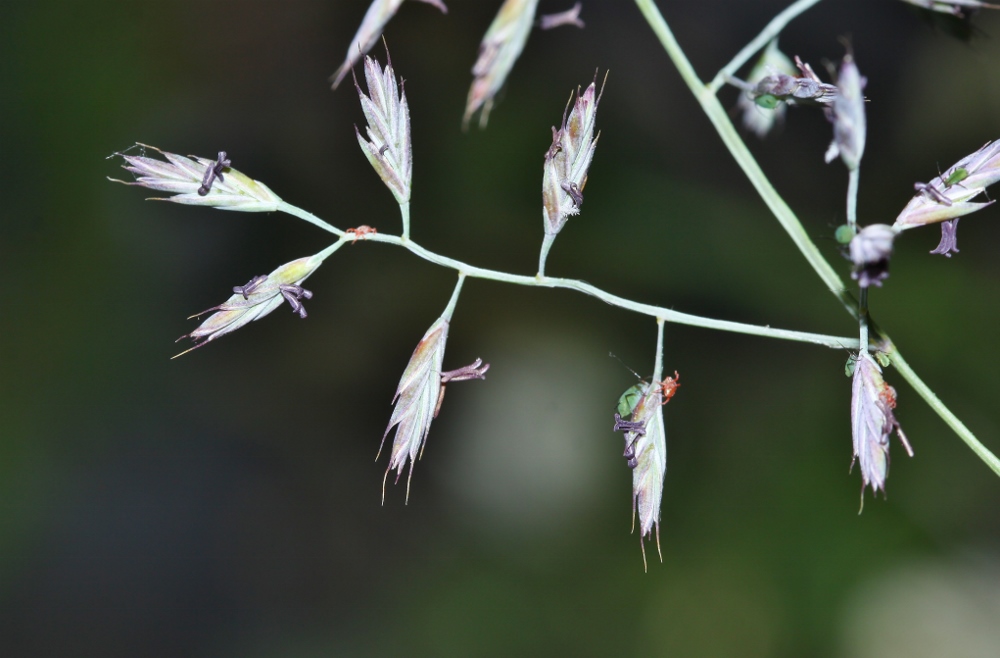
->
[331,0,584,128]
[109,36,659,541]
[730,26,1000,502]
[109,0,1000,567]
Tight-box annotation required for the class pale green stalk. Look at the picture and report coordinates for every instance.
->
[849,169,864,351]
[847,168,860,230]
[892,352,1000,477]
[634,0,856,316]
[858,287,869,353]
[634,0,1000,475]
[441,272,466,321]
[652,318,665,384]
[280,201,856,349]
[708,0,825,93]
[400,201,411,241]
[277,201,343,236]
[538,233,555,277]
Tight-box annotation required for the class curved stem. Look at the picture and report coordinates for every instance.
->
[891,352,1000,478]
[282,200,856,349]
[708,0,826,93]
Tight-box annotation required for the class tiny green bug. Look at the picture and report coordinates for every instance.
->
[754,93,780,110]
[835,224,856,245]
[943,166,969,187]
[617,382,648,419]
[915,166,970,207]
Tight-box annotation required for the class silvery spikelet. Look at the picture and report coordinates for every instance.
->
[850,352,912,501]
[380,316,448,503]
[354,54,412,207]
[541,80,602,243]
[175,255,324,357]
[849,224,896,288]
[628,383,667,570]
[894,139,1000,230]
[899,0,1000,17]
[379,308,489,503]
[330,0,447,90]
[825,53,866,170]
[110,144,281,212]
[737,40,796,139]
[464,0,539,129]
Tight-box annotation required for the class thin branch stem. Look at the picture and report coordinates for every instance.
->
[316,237,348,262]
[635,0,1000,474]
[441,272,466,321]
[277,201,343,236]
[846,168,860,230]
[708,0,826,94]
[891,352,1000,478]
[858,287,869,353]
[653,317,665,383]
[634,0,857,317]
[280,200,856,349]
[538,233,556,277]
[400,201,411,241]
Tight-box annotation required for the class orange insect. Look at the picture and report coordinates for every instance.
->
[346,225,377,243]
[654,371,680,405]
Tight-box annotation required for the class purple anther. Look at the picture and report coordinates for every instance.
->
[440,358,490,384]
[561,181,584,207]
[930,219,960,257]
[914,181,953,207]
[613,412,646,437]
[278,284,313,318]
[233,275,268,300]
[198,151,231,196]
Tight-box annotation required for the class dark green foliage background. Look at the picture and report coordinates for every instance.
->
[2,1,1000,656]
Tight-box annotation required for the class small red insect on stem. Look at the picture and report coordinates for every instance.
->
[655,371,681,405]
[346,225,377,243]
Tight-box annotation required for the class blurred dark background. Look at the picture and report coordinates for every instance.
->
[3,0,1000,656]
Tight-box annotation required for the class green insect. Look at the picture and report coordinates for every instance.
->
[845,350,891,377]
[754,93,781,110]
[944,166,969,187]
[835,224,856,245]
[617,381,648,419]
[914,166,970,207]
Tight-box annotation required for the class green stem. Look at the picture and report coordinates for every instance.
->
[891,352,1000,478]
[400,201,411,241]
[441,272,466,321]
[538,233,556,278]
[634,0,857,317]
[708,0,826,93]
[652,317,665,383]
[846,168,860,230]
[277,201,343,236]
[315,237,348,262]
[858,287,869,353]
[281,200,856,349]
